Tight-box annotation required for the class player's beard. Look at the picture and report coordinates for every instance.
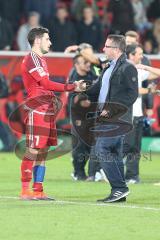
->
[41,47,49,54]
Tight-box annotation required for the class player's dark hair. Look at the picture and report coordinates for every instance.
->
[107,34,126,52]
[27,27,49,47]
[126,44,142,58]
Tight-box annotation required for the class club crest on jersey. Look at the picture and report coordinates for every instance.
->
[38,67,46,77]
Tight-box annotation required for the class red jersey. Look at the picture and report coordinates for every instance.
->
[21,51,51,98]
[21,51,75,112]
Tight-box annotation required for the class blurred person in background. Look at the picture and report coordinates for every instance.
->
[0,0,22,31]
[48,6,77,52]
[147,0,160,21]
[153,18,160,53]
[68,53,97,180]
[23,0,58,27]
[142,0,154,8]
[145,18,160,54]
[0,72,18,151]
[143,39,155,54]
[65,42,108,181]
[125,30,140,45]
[76,6,103,52]
[0,15,14,50]
[125,44,158,184]
[125,30,154,118]
[131,0,152,34]
[107,0,136,34]
[71,0,98,21]
[17,11,40,51]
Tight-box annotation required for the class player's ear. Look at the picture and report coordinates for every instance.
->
[35,37,41,45]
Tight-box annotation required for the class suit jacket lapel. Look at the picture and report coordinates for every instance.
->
[109,54,125,82]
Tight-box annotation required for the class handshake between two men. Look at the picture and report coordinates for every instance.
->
[74,80,87,92]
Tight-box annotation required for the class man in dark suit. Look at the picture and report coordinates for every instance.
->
[88,34,138,203]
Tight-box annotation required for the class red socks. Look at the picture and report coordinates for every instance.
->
[21,157,34,190]
[32,182,43,192]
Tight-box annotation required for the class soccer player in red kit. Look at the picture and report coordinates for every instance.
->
[20,27,84,200]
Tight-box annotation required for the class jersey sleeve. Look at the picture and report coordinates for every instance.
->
[26,52,75,92]
[26,52,46,82]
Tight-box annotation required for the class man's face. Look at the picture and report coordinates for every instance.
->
[29,15,39,28]
[131,47,143,64]
[56,8,68,21]
[83,8,94,20]
[75,56,91,73]
[103,39,117,60]
[39,33,51,54]
[125,36,138,45]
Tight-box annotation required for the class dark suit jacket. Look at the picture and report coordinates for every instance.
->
[87,53,138,123]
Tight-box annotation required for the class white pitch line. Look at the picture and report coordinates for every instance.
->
[0,196,160,212]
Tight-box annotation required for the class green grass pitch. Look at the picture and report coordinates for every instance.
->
[0,152,160,240]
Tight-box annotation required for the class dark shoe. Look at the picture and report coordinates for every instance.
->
[77,175,87,181]
[116,197,126,202]
[97,190,129,203]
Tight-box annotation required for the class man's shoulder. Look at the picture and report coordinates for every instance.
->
[68,68,78,82]
[142,55,150,66]
[18,24,29,32]
[122,60,137,70]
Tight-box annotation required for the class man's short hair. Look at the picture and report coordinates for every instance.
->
[126,44,142,58]
[27,27,49,47]
[78,43,93,50]
[125,31,139,41]
[28,11,40,19]
[107,34,126,52]
[73,54,82,64]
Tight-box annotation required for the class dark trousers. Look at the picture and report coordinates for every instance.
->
[71,128,90,177]
[95,135,128,192]
[124,116,144,180]
[88,146,101,177]
[0,121,17,151]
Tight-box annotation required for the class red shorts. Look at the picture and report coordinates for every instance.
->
[25,110,57,149]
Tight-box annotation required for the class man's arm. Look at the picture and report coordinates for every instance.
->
[137,64,160,79]
[121,64,138,107]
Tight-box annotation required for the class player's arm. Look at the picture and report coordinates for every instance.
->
[29,67,85,92]
[136,64,160,80]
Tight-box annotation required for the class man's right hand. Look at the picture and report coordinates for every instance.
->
[74,80,86,92]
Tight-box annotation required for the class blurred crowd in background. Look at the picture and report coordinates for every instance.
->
[0,0,160,53]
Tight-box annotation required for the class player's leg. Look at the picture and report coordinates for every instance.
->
[32,147,54,200]
[32,148,47,194]
[20,111,46,199]
[20,147,37,199]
